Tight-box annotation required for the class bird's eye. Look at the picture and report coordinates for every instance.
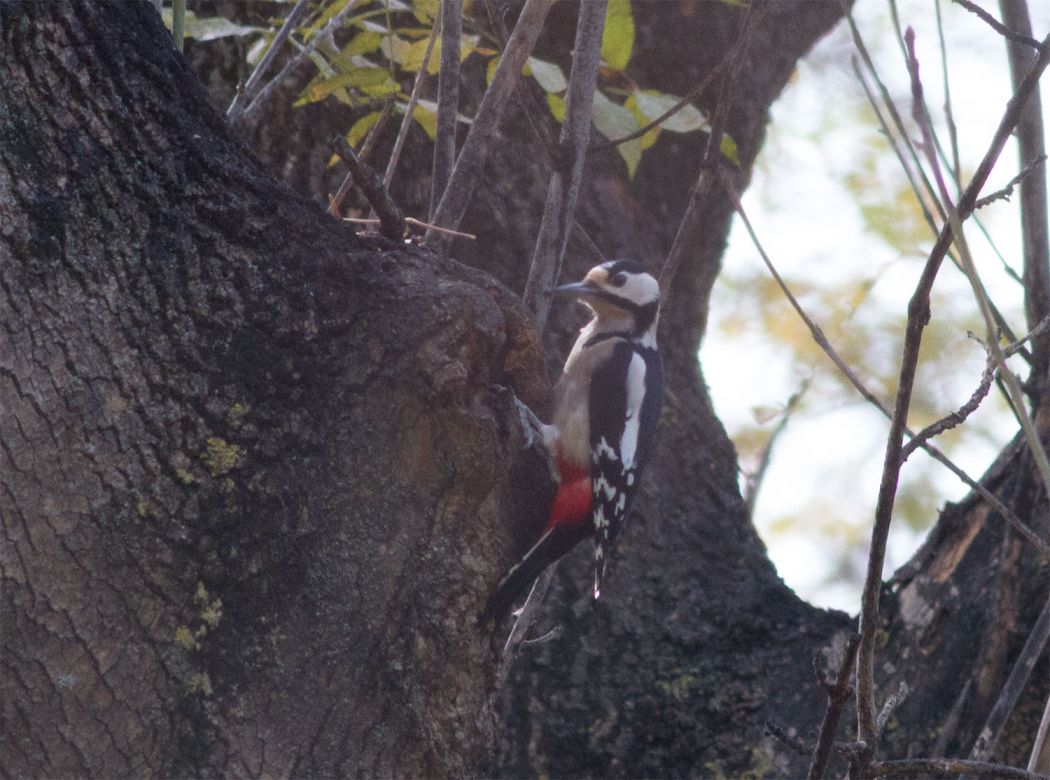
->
[610,272,627,287]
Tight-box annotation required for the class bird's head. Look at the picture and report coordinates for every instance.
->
[554,260,660,335]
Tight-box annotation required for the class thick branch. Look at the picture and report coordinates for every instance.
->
[999,0,1050,388]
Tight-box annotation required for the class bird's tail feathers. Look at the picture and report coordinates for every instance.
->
[478,522,589,625]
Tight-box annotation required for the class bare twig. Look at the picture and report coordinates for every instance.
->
[968,599,1050,764]
[719,169,1050,560]
[659,3,763,295]
[745,380,808,518]
[590,64,725,152]
[428,0,556,248]
[329,99,395,217]
[974,155,1047,209]
[870,757,1049,779]
[766,720,812,757]
[904,315,1050,464]
[495,566,556,687]
[343,216,476,240]
[522,0,608,330]
[850,52,1024,351]
[333,136,404,240]
[227,0,311,123]
[382,18,439,191]
[808,635,861,780]
[901,354,995,461]
[934,0,961,181]
[1029,692,1050,773]
[238,0,362,130]
[906,28,1050,514]
[876,681,910,736]
[952,0,1044,51]
[999,0,1050,389]
[430,0,462,221]
[854,29,1050,748]
[480,0,606,268]
[171,0,186,53]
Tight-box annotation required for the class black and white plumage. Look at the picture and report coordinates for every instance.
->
[479,260,663,622]
[559,260,663,598]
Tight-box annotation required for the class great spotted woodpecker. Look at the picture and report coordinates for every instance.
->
[481,260,663,622]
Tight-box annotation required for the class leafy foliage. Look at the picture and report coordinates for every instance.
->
[168,0,732,179]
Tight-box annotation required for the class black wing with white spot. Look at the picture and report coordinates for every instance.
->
[588,340,663,598]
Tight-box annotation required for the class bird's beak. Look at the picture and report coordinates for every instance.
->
[553,279,600,298]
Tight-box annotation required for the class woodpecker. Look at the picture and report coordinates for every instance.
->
[481,260,663,623]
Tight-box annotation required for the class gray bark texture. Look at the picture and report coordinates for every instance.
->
[2,1,1047,778]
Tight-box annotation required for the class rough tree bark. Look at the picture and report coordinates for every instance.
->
[0,3,552,775]
[3,1,1047,778]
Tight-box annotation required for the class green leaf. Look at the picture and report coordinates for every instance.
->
[629,90,708,133]
[526,57,567,93]
[411,103,438,139]
[486,55,500,85]
[339,30,385,59]
[720,133,740,165]
[591,91,641,178]
[547,93,566,123]
[347,111,383,148]
[297,68,394,106]
[601,0,635,72]
[161,9,261,41]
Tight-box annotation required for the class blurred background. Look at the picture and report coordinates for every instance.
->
[703,0,1049,610]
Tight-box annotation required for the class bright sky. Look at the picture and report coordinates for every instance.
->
[701,0,1050,611]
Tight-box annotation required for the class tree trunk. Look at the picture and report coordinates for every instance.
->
[3,2,1047,778]
[0,3,550,775]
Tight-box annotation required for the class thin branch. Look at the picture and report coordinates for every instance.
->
[934,0,961,181]
[854,28,1050,748]
[745,379,808,518]
[904,315,1050,464]
[343,216,476,240]
[171,0,186,53]
[876,681,910,736]
[495,566,556,687]
[237,0,362,130]
[428,0,556,248]
[430,0,462,221]
[480,0,606,269]
[226,0,311,123]
[968,598,1050,764]
[766,720,812,757]
[906,27,1050,517]
[952,0,1044,51]
[590,64,725,152]
[901,353,995,461]
[808,635,860,780]
[522,0,608,330]
[658,3,763,295]
[382,18,439,191]
[1000,0,1050,388]
[719,169,1050,560]
[850,54,1024,351]
[1029,692,1050,773]
[329,99,395,217]
[870,758,1049,779]
[333,136,404,240]
[974,155,1047,209]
